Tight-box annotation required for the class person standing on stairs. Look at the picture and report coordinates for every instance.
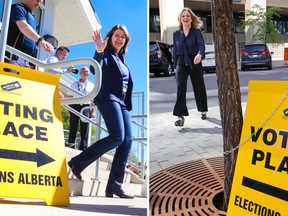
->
[66,66,95,150]
[68,24,134,199]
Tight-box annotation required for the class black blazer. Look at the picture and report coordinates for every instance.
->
[90,49,133,111]
[173,28,205,69]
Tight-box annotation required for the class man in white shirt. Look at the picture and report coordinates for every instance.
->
[45,46,76,75]
[67,66,95,150]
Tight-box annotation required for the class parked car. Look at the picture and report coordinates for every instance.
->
[202,43,216,73]
[202,50,216,73]
[149,41,174,77]
[241,44,273,71]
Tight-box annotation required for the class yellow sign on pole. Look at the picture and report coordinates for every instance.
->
[0,62,69,206]
[227,80,288,215]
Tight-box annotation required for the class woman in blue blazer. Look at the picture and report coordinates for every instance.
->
[173,8,208,126]
[68,24,134,199]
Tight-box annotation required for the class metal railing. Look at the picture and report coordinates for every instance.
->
[2,46,147,181]
[5,46,102,105]
[77,96,147,180]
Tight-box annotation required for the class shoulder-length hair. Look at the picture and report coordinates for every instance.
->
[106,24,131,56]
[178,7,203,29]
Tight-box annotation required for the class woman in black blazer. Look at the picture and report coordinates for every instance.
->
[173,7,208,127]
[68,24,134,199]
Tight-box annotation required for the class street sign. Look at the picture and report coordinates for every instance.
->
[227,80,288,215]
[0,62,69,206]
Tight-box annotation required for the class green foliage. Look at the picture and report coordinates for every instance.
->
[61,106,70,130]
[128,153,138,164]
[241,4,281,43]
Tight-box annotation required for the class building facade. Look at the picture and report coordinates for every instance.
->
[150,0,288,60]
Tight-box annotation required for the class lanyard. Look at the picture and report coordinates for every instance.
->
[77,80,87,93]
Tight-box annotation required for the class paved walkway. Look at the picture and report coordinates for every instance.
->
[150,105,226,175]
[0,195,147,216]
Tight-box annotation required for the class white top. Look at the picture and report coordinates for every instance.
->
[68,80,94,97]
[45,56,70,75]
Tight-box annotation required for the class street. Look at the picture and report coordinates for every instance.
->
[149,64,288,114]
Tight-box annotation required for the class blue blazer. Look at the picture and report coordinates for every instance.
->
[90,49,133,111]
[173,28,205,69]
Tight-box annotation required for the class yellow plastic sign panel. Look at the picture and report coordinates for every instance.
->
[227,81,288,215]
[0,62,69,206]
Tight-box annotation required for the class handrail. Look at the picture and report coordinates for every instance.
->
[63,101,147,179]
[0,0,12,62]
[5,45,102,105]
[78,105,147,147]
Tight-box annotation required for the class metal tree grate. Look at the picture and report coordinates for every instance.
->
[149,157,227,216]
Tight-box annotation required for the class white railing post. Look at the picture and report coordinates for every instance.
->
[0,0,12,62]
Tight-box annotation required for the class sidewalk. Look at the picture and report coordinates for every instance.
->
[0,195,147,216]
[149,101,248,176]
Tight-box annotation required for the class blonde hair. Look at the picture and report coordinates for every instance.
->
[178,7,203,29]
[80,66,89,74]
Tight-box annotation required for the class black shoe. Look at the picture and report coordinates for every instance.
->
[201,113,207,120]
[174,116,185,126]
[65,142,75,148]
[105,192,134,199]
[68,160,82,180]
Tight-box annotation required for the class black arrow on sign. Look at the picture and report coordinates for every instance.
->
[0,148,55,167]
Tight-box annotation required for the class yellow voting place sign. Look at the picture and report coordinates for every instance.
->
[0,62,69,206]
[227,81,288,215]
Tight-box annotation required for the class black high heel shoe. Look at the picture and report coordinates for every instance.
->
[105,192,134,199]
[201,113,207,120]
[174,116,185,126]
[68,160,82,180]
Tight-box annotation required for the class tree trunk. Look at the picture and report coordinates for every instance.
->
[211,0,243,211]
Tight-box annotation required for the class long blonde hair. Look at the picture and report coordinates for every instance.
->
[178,7,203,29]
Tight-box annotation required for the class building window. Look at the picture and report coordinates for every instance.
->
[272,16,288,34]
[194,11,216,33]
[234,12,245,33]
[283,21,288,34]
[150,9,160,33]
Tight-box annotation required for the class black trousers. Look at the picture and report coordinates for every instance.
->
[173,60,208,116]
[68,104,91,150]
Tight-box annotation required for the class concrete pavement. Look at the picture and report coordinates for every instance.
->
[149,105,225,175]
[0,151,147,216]
[0,195,147,216]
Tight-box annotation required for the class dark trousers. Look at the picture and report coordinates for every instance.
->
[70,101,132,194]
[173,62,208,116]
[68,104,90,150]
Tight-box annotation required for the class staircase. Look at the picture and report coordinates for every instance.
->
[65,147,147,197]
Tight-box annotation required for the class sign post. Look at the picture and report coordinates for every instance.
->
[227,80,288,215]
[0,62,69,206]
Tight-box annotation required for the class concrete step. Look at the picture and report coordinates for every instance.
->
[65,147,146,197]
